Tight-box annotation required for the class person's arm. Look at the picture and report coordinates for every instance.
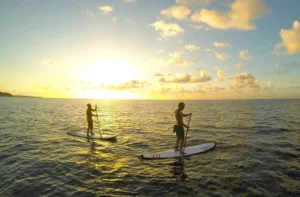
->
[91,105,98,111]
[183,113,192,117]
[183,123,189,128]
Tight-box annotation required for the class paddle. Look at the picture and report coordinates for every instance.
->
[182,113,192,158]
[95,105,102,138]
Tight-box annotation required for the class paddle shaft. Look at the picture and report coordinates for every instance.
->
[95,106,102,138]
[182,114,192,157]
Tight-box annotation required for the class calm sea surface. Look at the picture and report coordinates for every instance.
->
[0,98,299,197]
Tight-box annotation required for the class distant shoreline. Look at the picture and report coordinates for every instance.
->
[0,91,42,98]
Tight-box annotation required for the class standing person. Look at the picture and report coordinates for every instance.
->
[174,102,191,155]
[86,103,97,136]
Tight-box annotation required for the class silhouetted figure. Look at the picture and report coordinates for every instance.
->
[174,102,191,155]
[86,103,97,136]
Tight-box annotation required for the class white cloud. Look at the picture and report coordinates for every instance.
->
[161,6,191,20]
[189,24,203,30]
[150,20,184,38]
[216,53,230,60]
[206,49,230,60]
[184,44,200,52]
[101,80,147,91]
[98,6,114,14]
[124,0,136,3]
[274,20,300,55]
[263,81,273,92]
[215,67,225,81]
[239,50,252,60]
[213,42,231,48]
[154,72,173,77]
[176,0,212,6]
[86,9,94,17]
[153,52,191,67]
[159,71,211,83]
[126,18,134,25]
[42,59,58,67]
[191,0,270,30]
[236,63,243,69]
[199,71,212,82]
[228,72,261,92]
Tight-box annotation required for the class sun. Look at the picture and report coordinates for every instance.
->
[79,59,137,85]
[75,59,140,99]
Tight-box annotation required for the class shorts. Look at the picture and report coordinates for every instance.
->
[173,125,184,139]
[87,118,93,127]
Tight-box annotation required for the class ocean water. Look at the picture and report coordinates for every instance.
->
[0,97,299,197]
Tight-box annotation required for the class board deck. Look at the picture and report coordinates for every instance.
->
[67,131,117,140]
[140,142,216,159]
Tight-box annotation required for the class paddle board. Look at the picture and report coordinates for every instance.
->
[67,132,117,140]
[140,142,216,159]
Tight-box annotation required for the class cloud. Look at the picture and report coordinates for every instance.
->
[153,87,196,94]
[213,42,231,48]
[42,59,58,67]
[86,9,94,17]
[161,6,191,20]
[215,67,226,81]
[154,72,173,77]
[285,76,300,84]
[126,18,134,25]
[263,82,273,93]
[216,53,230,60]
[124,0,136,3]
[150,20,184,38]
[263,70,289,75]
[191,0,270,30]
[159,71,211,83]
[201,84,225,92]
[228,72,261,92]
[101,80,147,91]
[98,6,114,14]
[236,63,243,69]
[176,0,212,6]
[274,20,300,55]
[239,50,252,60]
[189,24,203,30]
[154,51,191,67]
[184,44,200,52]
[206,49,230,60]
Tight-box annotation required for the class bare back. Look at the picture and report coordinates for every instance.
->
[175,109,183,126]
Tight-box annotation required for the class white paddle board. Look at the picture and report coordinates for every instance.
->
[140,142,216,159]
[67,132,117,140]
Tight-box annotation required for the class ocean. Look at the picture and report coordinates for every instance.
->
[0,97,299,197]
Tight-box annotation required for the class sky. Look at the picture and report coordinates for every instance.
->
[0,0,299,99]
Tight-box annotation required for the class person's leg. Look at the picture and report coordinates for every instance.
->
[87,125,91,136]
[91,122,94,135]
[179,138,184,155]
[175,138,180,151]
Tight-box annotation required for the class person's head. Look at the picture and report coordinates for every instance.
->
[178,102,185,111]
[87,103,91,109]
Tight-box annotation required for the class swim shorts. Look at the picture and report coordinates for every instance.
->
[173,125,184,139]
[87,118,93,127]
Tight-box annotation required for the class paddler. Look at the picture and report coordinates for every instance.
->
[174,102,191,155]
[86,103,98,136]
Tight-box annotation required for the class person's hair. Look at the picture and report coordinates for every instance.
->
[178,102,185,108]
[87,103,91,108]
